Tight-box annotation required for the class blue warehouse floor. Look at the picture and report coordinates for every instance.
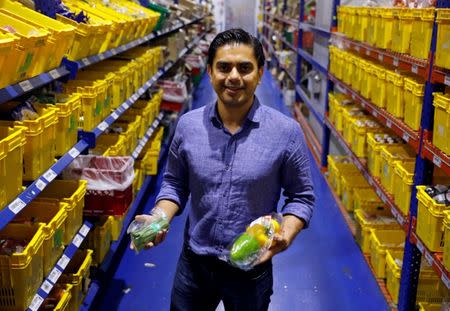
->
[96,70,390,311]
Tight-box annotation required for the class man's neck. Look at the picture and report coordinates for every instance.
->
[217,98,254,134]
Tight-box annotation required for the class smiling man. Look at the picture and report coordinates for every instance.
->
[134,28,315,310]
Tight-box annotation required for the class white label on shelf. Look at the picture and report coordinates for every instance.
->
[378,54,383,62]
[445,76,450,87]
[136,145,143,155]
[365,49,370,56]
[391,207,399,219]
[373,110,378,118]
[393,57,399,67]
[81,58,90,66]
[425,251,434,266]
[99,54,105,61]
[72,234,83,248]
[49,69,60,80]
[41,280,53,294]
[29,295,44,311]
[97,121,108,132]
[19,80,33,92]
[57,254,70,270]
[402,133,410,142]
[145,81,151,88]
[442,274,450,289]
[48,267,62,284]
[35,179,47,191]
[132,151,139,159]
[361,102,366,108]
[351,93,356,100]
[412,65,419,74]
[123,102,130,109]
[79,224,90,237]
[416,239,425,253]
[433,155,442,167]
[68,147,80,159]
[386,120,392,128]
[111,112,119,120]
[355,46,360,52]
[43,169,57,183]
[111,48,117,55]
[8,198,26,214]
[376,188,382,198]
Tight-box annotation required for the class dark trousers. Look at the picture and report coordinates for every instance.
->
[170,245,273,311]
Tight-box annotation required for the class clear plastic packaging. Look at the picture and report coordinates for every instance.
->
[227,213,282,271]
[127,208,169,254]
[156,80,188,104]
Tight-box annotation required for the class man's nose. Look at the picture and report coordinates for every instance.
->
[228,66,240,80]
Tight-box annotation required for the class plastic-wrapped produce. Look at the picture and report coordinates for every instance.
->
[128,208,169,253]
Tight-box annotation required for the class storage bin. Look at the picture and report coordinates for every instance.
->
[0,125,25,211]
[58,249,93,311]
[0,223,45,311]
[346,7,357,39]
[93,133,127,157]
[386,249,447,304]
[15,200,68,276]
[416,186,449,252]
[47,284,73,311]
[355,209,399,253]
[351,119,382,158]
[337,6,347,35]
[417,302,443,311]
[352,57,363,92]
[380,145,415,195]
[432,92,450,155]
[436,9,450,69]
[361,63,375,100]
[341,174,371,212]
[85,216,113,265]
[372,67,387,109]
[411,8,435,60]
[327,155,359,195]
[443,211,450,278]
[386,70,404,119]
[0,31,21,89]
[368,64,381,104]
[393,161,415,217]
[367,8,379,46]
[354,8,369,42]
[376,8,395,50]
[343,53,354,86]
[394,9,413,54]
[342,111,366,144]
[75,71,116,116]
[369,229,406,278]
[36,180,87,245]
[141,149,160,175]
[353,188,391,216]
[404,78,424,131]
[335,102,359,133]
[109,116,142,155]
[111,210,128,242]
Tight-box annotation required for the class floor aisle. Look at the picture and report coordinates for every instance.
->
[97,71,390,311]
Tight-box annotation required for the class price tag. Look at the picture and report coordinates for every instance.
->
[393,57,399,67]
[81,58,90,66]
[386,120,392,128]
[99,54,105,61]
[43,169,57,183]
[351,93,356,100]
[72,234,83,248]
[361,102,366,108]
[68,147,80,159]
[48,267,62,284]
[41,280,53,294]
[391,206,399,219]
[355,46,360,52]
[416,239,425,253]
[35,179,47,191]
[123,102,130,109]
[111,48,118,55]
[49,69,60,80]
[442,273,450,289]
[57,254,70,270]
[136,145,143,154]
[376,188,382,198]
[425,252,434,266]
[378,54,383,62]
[8,197,26,214]
[97,121,108,132]
[433,155,442,167]
[366,49,370,56]
[445,76,450,87]
[412,65,418,74]
[111,112,119,120]
[19,80,33,92]
[132,151,139,159]
[29,295,44,311]
[402,133,409,142]
[145,81,151,88]
[373,110,378,118]
[79,224,90,237]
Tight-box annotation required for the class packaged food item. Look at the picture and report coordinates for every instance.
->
[228,213,281,271]
[425,185,450,205]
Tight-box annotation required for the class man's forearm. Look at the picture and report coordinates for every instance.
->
[155,199,180,222]
[281,214,305,245]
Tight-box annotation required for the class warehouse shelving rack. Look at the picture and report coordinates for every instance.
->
[261,0,450,310]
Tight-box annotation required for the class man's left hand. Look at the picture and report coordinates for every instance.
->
[257,232,291,264]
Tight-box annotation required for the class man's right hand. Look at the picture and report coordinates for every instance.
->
[129,214,169,251]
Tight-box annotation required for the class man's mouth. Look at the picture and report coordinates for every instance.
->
[224,86,243,95]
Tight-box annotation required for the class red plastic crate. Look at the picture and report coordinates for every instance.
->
[84,185,133,216]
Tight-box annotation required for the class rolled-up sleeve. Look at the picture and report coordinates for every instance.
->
[156,118,190,214]
[280,122,315,228]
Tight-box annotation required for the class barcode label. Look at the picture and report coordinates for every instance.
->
[68,147,80,158]
[57,254,70,270]
[351,93,356,100]
[41,280,53,294]
[386,120,392,128]
[402,133,409,142]
[111,112,119,120]
[48,267,62,283]
[433,155,442,167]
[376,188,382,198]
[378,54,383,61]
[425,252,433,266]
[416,239,425,253]
[19,80,33,92]
[49,69,60,79]
[81,58,90,66]
[132,151,139,159]
[99,54,105,61]
[80,224,90,237]
[8,198,26,214]
[412,65,418,74]
[145,81,151,88]
[373,111,378,118]
[355,46,360,52]
[98,121,108,132]
[393,58,399,66]
[72,234,83,247]
[29,295,44,311]
[136,145,143,154]
[43,169,57,182]
[123,102,130,109]
[445,76,450,86]
[442,274,450,289]
[365,50,370,56]
[35,179,47,191]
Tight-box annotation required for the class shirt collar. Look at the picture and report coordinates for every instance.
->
[209,96,262,128]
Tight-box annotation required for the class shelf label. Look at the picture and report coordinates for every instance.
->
[386,120,392,128]
[416,239,425,253]
[29,295,44,311]
[79,224,90,237]
[393,57,399,67]
[68,147,80,159]
[132,150,139,159]
[442,274,450,289]
[111,112,119,120]
[373,110,378,118]
[35,179,47,191]
[43,169,57,182]
[97,121,108,132]
[433,155,442,167]
[48,69,60,80]
[391,207,401,222]
[351,93,356,100]
[8,198,26,214]
[57,254,70,270]
[424,251,434,266]
[19,80,33,92]
[378,54,383,62]
[41,280,53,294]
[123,102,130,109]
[402,133,409,142]
[98,54,105,61]
[355,46,360,52]
[365,49,370,56]
[48,267,62,284]
[412,65,418,74]
[81,58,90,66]
[445,76,450,87]
[72,234,83,248]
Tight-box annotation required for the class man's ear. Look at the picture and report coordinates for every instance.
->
[258,66,264,83]
[207,64,212,77]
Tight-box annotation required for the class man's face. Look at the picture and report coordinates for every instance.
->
[208,44,263,108]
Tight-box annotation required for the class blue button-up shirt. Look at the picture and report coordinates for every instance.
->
[156,97,315,257]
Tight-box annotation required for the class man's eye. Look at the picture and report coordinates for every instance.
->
[239,64,252,73]
[217,63,231,72]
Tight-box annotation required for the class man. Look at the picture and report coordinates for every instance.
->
[134,28,315,310]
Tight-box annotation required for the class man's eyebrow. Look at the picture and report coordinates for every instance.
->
[215,61,253,65]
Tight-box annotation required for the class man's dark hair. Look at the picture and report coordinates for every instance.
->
[207,28,265,69]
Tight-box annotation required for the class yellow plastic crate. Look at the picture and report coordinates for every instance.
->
[343,53,354,86]
[0,125,25,211]
[368,65,381,105]
[361,63,374,100]
[404,78,424,131]
[141,149,160,175]
[341,173,371,212]
[110,116,142,155]
[444,211,450,274]
[342,111,366,142]
[386,249,447,305]
[111,210,128,241]
[367,133,403,179]
[351,120,382,158]
[369,229,406,278]
[327,155,358,195]
[432,92,450,155]
[372,67,387,109]
[386,70,405,119]
[36,180,87,245]
[94,133,128,157]
[0,223,45,311]
[418,302,443,311]
[436,9,450,69]
[392,9,413,54]
[51,284,73,311]
[353,188,391,216]
[354,8,369,42]
[335,49,344,81]
[329,46,338,77]
[58,249,93,311]
[393,161,415,217]
[352,57,364,92]
[411,8,435,60]
[380,145,416,195]
[367,8,379,46]
[0,11,50,80]
[346,7,357,40]
[85,216,113,266]
[337,6,347,34]
[0,31,21,89]
[416,186,449,252]
[89,63,131,105]
[355,209,399,253]
[376,8,395,49]
[15,200,68,277]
